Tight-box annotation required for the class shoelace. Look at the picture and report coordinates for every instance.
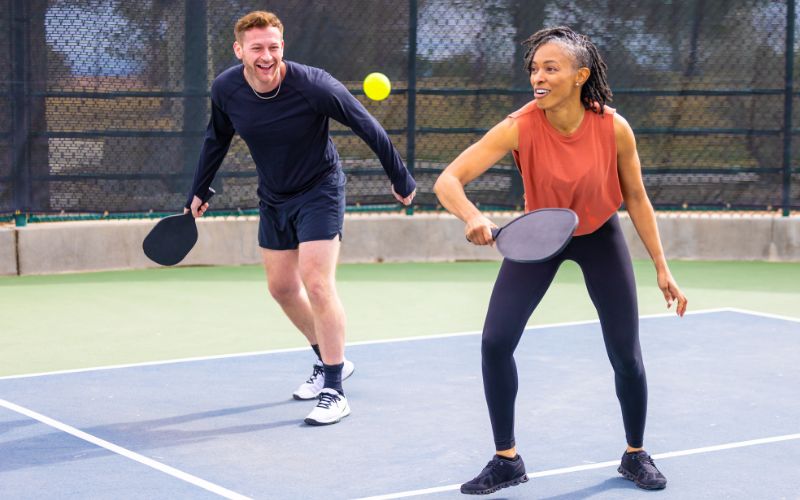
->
[635,454,658,471]
[305,364,323,384]
[316,391,341,409]
[466,457,508,484]
[486,458,505,470]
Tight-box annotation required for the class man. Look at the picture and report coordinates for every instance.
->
[186,11,416,426]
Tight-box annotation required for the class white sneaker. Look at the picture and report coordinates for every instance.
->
[304,388,351,425]
[292,359,355,400]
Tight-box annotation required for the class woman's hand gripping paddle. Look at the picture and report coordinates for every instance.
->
[142,188,215,266]
[488,208,578,263]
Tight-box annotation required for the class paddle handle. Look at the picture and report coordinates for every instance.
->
[465,226,501,243]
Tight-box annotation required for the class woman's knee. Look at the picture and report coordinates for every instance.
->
[481,329,516,361]
[610,353,645,379]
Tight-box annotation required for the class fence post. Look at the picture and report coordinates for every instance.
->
[10,0,30,225]
[14,211,27,227]
[406,0,417,215]
[783,0,795,216]
[182,0,208,193]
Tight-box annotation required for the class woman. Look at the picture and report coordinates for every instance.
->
[434,26,687,494]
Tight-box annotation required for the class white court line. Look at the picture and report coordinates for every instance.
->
[724,307,800,323]
[353,432,800,500]
[0,308,737,381]
[0,398,251,500]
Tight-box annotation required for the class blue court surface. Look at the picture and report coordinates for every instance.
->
[1,308,798,499]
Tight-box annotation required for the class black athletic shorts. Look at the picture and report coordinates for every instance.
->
[258,170,346,250]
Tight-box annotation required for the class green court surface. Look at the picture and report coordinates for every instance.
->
[1,260,798,377]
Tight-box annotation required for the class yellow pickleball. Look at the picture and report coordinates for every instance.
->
[363,72,391,101]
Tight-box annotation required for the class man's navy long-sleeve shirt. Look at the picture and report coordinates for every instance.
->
[187,61,415,207]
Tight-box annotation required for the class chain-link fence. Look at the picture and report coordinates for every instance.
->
[2,0,798,221]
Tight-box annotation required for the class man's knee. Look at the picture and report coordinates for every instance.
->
[267,279,303,304]
[302,277,335,304]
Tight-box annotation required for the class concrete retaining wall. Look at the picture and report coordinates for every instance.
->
[2,212,799,275]
[14,218,263,275]
[0,227,17,275]
[340,214,516,263]
[619,213,799,261]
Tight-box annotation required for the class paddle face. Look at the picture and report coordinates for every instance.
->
[143,213,199,266]
[492,208,578,263]
[142,188,214,266]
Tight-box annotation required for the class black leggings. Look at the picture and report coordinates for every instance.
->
[481,214,647,450]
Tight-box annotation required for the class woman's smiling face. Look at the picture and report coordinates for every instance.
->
[529,42,586,111]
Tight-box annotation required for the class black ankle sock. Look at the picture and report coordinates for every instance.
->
[496,454,519,462]
[322,362,344,394]
[311,344,322,361]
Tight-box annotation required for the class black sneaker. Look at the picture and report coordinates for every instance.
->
[460,455,528,495]
[618,450,667,490]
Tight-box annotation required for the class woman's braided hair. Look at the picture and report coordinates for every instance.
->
[522,26,612,114]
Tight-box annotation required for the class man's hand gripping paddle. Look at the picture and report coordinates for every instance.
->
[485,208,579,263]
[142,188,215,266]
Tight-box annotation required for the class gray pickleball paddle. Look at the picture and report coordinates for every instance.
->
[489,208,578,263]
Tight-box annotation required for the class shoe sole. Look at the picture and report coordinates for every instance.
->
[304,407,352,426]
[617,466,667,490]
[460,474,528,495]
[292,364,356,401]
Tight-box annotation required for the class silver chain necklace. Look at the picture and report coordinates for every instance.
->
[249,66,282,100]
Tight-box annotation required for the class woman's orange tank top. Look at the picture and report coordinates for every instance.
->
[510,100,622,236]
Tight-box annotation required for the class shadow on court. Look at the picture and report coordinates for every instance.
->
[0,400,297,473]
[0,310,798,499]
[536,478,632,500]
